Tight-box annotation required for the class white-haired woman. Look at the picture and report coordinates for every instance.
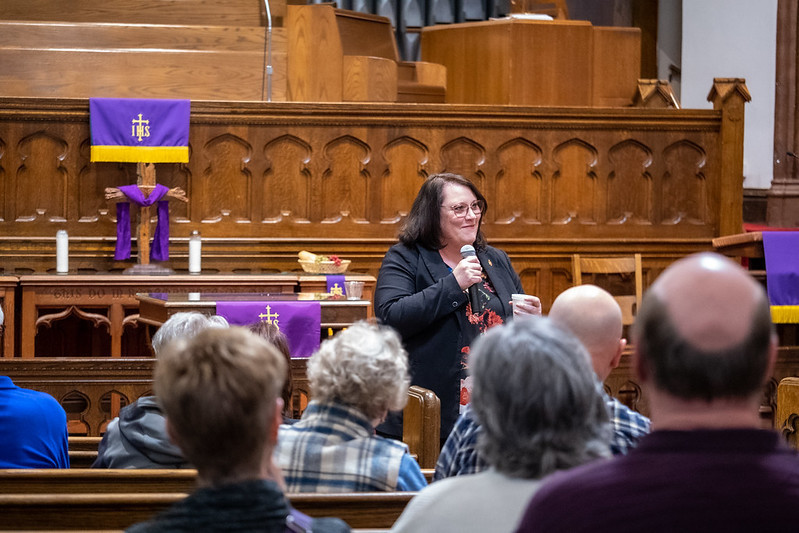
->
[275,321,427,492]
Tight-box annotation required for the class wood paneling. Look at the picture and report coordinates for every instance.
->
[0,83,746,306]
[0,21,286,102]
[421,18,640,106]
[0,0,274,26]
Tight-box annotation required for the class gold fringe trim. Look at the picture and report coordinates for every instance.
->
[90,146,189,163]
[771,306,799,324]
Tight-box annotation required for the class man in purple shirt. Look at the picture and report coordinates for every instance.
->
[515,252,799,532]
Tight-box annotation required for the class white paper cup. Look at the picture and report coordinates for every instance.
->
[511,293,527,313]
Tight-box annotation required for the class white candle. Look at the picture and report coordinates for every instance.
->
[56,230,69,274]
[189,230,202,274]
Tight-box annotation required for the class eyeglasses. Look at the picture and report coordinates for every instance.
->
[442,200,484,217]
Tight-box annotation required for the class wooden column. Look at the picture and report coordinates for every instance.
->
[769,0,799,227]
[708,78,751,237]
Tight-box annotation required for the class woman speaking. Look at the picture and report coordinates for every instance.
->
[375,173,541,440]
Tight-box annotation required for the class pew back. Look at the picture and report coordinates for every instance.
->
[0,489,413,530]
[0,469,198,494]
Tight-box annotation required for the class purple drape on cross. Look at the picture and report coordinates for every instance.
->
[216,301,322,357]
[114,184,171,261]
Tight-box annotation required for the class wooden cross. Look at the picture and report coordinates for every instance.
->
[105,162,188,267]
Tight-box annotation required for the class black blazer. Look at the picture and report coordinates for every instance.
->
[374,242,523,437]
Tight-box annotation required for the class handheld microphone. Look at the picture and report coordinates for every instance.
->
[460,244,481,313]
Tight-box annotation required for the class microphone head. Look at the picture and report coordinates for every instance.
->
[460,244,476,258]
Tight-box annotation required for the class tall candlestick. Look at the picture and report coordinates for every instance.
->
[56,230,69,274]
[189,230,202,274]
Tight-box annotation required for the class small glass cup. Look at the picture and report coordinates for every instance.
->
[345,280,365,300]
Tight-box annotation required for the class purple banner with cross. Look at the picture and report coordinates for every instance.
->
[90,98,190,163]
[216,300,322,357]
[763,231,799,323]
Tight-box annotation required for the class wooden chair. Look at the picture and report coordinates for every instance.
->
[776,377,799,447]
[402,385,441,469]
[572,253,643,326]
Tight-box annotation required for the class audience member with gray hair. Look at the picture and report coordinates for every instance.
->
[275,320,427,492]
[93,312,228,469]
[392,318,610,533]
[126,327,350,533]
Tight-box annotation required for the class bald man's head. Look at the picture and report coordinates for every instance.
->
[549,285,625,380]
[634,252,775,402]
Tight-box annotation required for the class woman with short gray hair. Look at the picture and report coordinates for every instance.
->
[275,321,426,492]
[391,318,611,532]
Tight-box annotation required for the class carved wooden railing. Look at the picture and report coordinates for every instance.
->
[0,80,748,309]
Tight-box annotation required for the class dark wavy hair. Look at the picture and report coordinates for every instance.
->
[399,173,488,250]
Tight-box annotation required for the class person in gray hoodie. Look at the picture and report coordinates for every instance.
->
[93,312,229,469]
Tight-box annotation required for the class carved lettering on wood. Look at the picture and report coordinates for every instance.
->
[16,132,68,222]
[662,140,707,226]
[381,136,428,222]
[200,133,252,223]
[264,134,312,222]
[607,139,653,225]
[495,137,543,225]
[552,138,598,225]
[321,135,370,222]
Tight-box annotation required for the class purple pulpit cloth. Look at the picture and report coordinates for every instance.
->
[216,301,322,357]
[763,231,799,323]
[114,184,171,261]
[326,275,346,297]
[90,98,190,163]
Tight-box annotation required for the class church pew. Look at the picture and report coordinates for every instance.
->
[0,468,436,492]
[0,491,414,530]
[4,359,440,470]
[0,469,198,494]
[68,437,102,468]
[776,377,799,448]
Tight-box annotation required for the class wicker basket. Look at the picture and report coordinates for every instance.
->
[298,259,351,274]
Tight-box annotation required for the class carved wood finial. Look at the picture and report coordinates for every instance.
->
[634,79,680,109]
[707,78,752,106]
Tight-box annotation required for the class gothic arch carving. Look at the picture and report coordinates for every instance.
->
[263,134,312,222]
[552,138,598,225]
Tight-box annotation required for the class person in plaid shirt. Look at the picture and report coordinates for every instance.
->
[435,284,650,480]
[275,321,426,492]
